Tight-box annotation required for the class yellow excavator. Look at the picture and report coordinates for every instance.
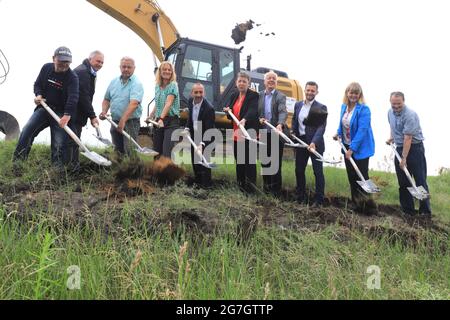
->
[0,0,303,140]
[87,0,303,129]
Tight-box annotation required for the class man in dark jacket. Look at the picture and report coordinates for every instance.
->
[67,51,104,171]
[186,83,215,187]
[292,81,328,206]
[13,46,79,172]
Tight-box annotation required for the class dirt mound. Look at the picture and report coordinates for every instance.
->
[2,183,449,253]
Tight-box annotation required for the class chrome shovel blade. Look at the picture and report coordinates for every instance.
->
[357,179,380,193]
[407,186,430,200]
[93,134,113,146]
[81,151,112,166]
[196,161,217,169]
[137,147,159,156]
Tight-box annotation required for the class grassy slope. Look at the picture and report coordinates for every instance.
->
[0,141,449,299]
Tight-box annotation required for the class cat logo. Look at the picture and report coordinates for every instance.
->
[250,82,260,92]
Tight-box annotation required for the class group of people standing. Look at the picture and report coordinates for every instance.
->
[220,71,431,217]
[12,47,180,170]
[12,46,431,217]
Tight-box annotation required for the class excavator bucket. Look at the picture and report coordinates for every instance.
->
[0,110,20,140]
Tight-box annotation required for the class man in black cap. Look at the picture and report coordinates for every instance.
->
[66,50,104,172]
[13,46,79,173]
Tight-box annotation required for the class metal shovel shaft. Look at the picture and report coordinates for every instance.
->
[291,134,322,158]
[227,110,265,145]
[147,119,160,127]
[263,120,298,146]
[183,129,214,168]
[390,143,429,199]
[338,140,379,193]
[291,134,341,164]
[339,140,367,182]
[227,110,252,140]
[106,117,142,150]
[41,101,88,153]
[40,101,111,166]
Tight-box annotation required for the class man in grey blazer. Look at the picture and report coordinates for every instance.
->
[258,70,287,196]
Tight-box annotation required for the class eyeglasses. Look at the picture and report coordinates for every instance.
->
[193,91,203,94]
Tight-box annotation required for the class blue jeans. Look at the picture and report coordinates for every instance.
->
[395,142,431,215]
[13,107,69,169]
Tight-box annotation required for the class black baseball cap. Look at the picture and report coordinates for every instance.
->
[54,46,72,62]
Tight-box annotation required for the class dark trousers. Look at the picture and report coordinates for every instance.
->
[343,149,377,213]
[110,118,140,155]
[13,107,69,170]
[191,145,212,187]
[395,142,431,214]
[234,139,257,193]
[153,116,180,159]
[295,140,325,204]
[260,131,284,195]
[66,122,83,172]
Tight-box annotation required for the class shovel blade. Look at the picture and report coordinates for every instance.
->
[137,147,159,156]
[407,186,430,200]
[93,134,113,146]
[196,161,217,169]
[81,151,111,166]
[357,179,380,193]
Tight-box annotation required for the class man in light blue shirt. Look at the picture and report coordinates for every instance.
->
[387,91,431,216]
[100,57,144,154]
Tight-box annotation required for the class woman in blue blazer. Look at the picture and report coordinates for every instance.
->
[333,82,377,214]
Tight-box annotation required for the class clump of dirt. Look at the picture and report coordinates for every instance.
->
[113,155,185,186]
[151,156,186,185]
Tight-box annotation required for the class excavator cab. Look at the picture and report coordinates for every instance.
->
[165,38,241,128]
[164,38,301,129]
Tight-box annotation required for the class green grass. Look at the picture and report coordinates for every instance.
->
[0,140,449,299]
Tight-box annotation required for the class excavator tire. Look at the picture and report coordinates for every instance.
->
[0,110,20,140]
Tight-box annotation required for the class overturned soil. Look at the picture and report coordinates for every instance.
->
[2,172,448,253]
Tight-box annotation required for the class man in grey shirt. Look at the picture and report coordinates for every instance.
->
[258,70,287,196]
[387,91,431,216]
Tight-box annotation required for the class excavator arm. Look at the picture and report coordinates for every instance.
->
[87,0,179,61]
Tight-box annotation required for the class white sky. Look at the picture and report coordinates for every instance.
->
[1,0,449,174]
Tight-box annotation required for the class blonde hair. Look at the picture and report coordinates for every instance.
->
[155,61,177,86]
[343,82,365,105]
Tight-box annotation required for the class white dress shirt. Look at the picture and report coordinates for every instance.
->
[192,99,203,131]
[298,100,314,136]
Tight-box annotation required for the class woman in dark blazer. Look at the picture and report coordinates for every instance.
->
[223,71,259,193]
